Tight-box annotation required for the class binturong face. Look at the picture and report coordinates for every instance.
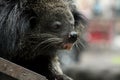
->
[20,0,84,57]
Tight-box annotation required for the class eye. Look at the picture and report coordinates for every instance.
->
[50,21,62,31]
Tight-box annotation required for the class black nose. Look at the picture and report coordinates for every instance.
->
[68,31,78,43]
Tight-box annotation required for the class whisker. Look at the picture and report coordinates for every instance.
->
[74,39,86,50]
[31,37,63,53]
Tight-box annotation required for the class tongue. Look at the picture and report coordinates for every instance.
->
[63,43,73,50]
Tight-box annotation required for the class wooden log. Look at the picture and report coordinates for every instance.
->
[0,58,47,80]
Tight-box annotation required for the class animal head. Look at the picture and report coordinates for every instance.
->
[0,0,87,59]
[27,0,78,49]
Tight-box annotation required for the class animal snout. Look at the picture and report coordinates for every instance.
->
[68,31,78,43]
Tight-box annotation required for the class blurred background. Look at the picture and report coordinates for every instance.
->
[59,0,120,80]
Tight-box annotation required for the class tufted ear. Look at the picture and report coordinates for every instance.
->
[64,0,87,32]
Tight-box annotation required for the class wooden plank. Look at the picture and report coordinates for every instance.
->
[0,58,47,80]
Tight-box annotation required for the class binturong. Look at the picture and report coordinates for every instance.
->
[0,0,87,80]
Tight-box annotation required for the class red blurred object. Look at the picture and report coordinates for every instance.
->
[89,31,110,42]
[87,19,114,44]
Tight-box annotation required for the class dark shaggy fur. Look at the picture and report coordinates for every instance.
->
[0,0,87,80]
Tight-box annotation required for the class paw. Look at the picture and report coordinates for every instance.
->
[55,74,73,80]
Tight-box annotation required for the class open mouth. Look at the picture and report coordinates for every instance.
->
[62,43,74,50]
